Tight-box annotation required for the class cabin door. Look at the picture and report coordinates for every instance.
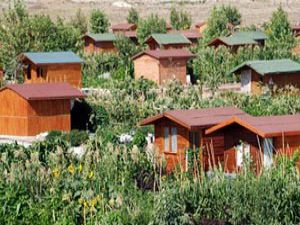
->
[236,143,250,167]
[240,70,251,93]
[263,138,273,168]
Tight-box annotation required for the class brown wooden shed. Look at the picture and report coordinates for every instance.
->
[132,49,195,85]
[0,83,85,136]
[20,51,84,89]
[145,33,191,50]
[83,33,117,54]
[111,23,137,34]
[139,107,247,172]
[206,115,300,173]
[231,59,300,94]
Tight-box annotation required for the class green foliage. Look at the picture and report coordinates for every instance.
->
[89,9,110,33]
[263,6,295,59]
[70,8,88,34]
[0,1,82,80]
[127,8,139,24]
[136,14,167,44]
[67,129,89,147]
[132,129,147,148]
[203,5,241,42]
[170,7,191,30]
[89,104,110,132]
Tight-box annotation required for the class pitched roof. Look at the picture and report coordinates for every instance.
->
[170,30,201,39]
[146,33,191,45]
[132,49,195,61]
[84,33,117,42]
[21,51,83,65]
[139,107,247,130]
[124,31,137,38]
[1,83,85,101]
[230,59,300,76]
[195,22,206,28]
[206,114,300,138]
[111,23,136,30]
[208,30,266,47]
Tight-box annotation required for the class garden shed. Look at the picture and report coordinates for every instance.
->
[20,51,84,88]
[132,49,195,85]
[231,59,300,94]
[111,23,137,34]
[208,31,267,52]
[206,114,300,173]
[0,83,85,136]
[194,22,207,34]
[145,33,191,50]
[169,30,201,45]
[83,33,117,54]
[139,107,247,172]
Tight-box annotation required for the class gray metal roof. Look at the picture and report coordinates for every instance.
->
[84,33,117,42]
[22,51,84,65]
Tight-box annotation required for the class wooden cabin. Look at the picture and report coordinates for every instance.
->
[0,67,3,83]
[0,83,85,136]
[205,115,300,173]
[145,33,191,50]
[111,23,137,34]
[231,59,300,94]
[194,22,207,34]
[124,31,139,44]
[139,107,247,172]
[169,30,201,46]
[20,51,83,88]
[292,25,300,37]
[83,33,117,54]
[208,31,267,52]
[132,49,195,85]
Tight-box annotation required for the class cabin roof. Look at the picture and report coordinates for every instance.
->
[194,22,206,28]
[0,83,86,101]
[84,33,117,42]
[21,51,83,65]
[208,30,266,46]
[230,59,300,76]
[145,33,191,45]
[132,49,195,61]
[111,23,136,30]
[205,114,300,138]
[169,29,201,39]
[124,31,137,38]
[139,107,247,130]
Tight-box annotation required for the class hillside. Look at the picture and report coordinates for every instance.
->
[1,0,300,25]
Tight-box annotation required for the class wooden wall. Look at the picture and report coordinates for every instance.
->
[23,60,82,88]
[0,89,71,136]
[154,118,190,173]
[84,37,117,54]
[134,55,160,84]
[159,58,188,84]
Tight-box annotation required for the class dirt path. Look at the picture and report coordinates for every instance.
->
[1,0,300,26]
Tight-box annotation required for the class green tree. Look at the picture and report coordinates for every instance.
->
[203,5,241,42]
[136,14,167,44]
[263,6,295,59]
[127,8,139,24]
[70,9,88,34]
[89,9,110,33]
[170,7,191,30]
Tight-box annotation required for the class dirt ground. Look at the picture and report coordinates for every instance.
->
[1,0,300,26]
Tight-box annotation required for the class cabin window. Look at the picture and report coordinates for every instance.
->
[171,127,178,153]
[263,138,273,168]
[189,131,200,149]
[164,127,178,153]
[236,142,250,167]
[37,67,46,78]
[27,65,31,80]
[164,127,169,151]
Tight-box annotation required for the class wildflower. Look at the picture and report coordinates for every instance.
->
[78,198,84,205]
[109,198,115,207]
[83,201,88,208]
[78,164,83,173]
[68,164,75,174]
[52,168,60,178]
[88,171,94,179]
[90,197,98,207]
[116,195,123,208]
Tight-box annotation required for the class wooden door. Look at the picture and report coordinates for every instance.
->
[241,70,252,93]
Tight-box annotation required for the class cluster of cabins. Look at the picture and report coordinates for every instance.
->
[0,52,85,136]
[1,20,300,174]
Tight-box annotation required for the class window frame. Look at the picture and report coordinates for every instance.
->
[163,126,178,153]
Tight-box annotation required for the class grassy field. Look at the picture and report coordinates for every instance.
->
[1,0,300,26]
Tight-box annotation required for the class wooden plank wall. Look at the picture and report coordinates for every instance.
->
[134,55,160,84]
[159,58,187,84]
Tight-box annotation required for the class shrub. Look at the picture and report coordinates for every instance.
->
[89,9,110,33]
[65,129,89,147]
[127,8,139,24]
[170,7,191,30]
[132,129,147,148]
[89,104,110,132]
[45,130,63,141]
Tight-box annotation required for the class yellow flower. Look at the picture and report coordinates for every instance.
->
[78,164,83,173]
[68,164,75,174]
[52,168,60,178]
[83,201,88,208]
[90,198,97,207]
[88,171,94,179]
[78,198,84,205]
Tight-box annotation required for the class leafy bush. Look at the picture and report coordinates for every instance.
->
[65,129,89,147]
[127,8,139,24]
[89,104,110,132]
[89,9,110,33]
[170,7,191,30]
